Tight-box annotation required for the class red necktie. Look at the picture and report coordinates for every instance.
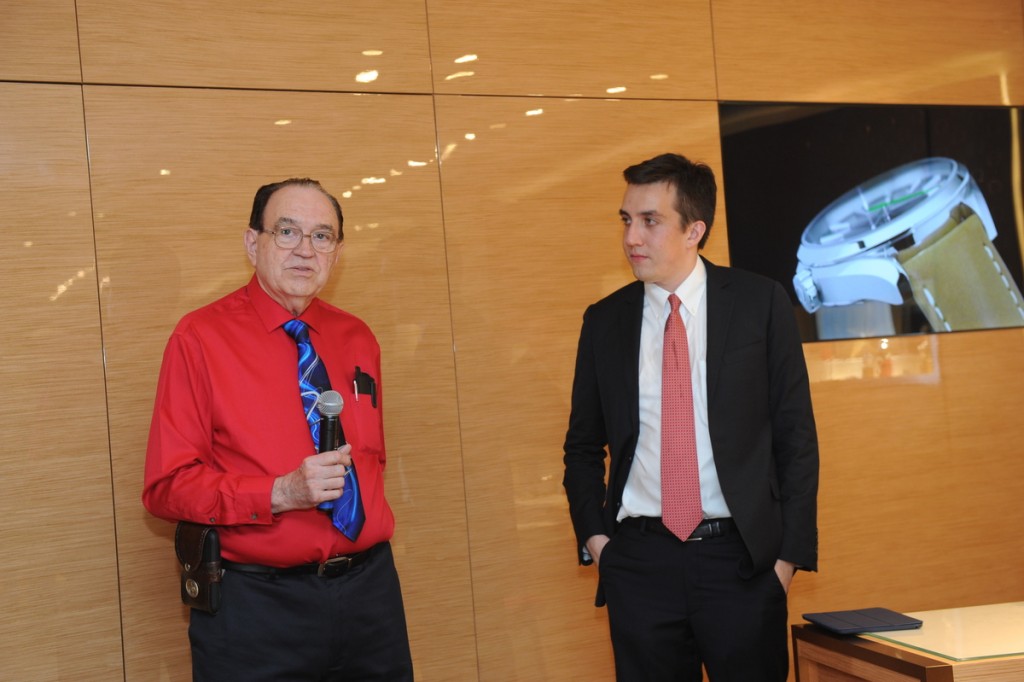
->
[661,294,702,540]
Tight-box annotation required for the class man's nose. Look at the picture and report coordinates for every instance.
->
[293,233,317,255]
[623,224,642,245]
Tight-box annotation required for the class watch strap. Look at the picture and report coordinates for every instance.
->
[897,203,1024,332]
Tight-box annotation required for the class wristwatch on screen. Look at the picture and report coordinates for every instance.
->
[793,157,1024,333]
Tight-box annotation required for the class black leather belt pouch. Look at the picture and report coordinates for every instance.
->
[174,522,222,614]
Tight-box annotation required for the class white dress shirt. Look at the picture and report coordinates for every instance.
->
[618,258,732,522]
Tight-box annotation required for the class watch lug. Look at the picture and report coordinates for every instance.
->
[793,268,821,313]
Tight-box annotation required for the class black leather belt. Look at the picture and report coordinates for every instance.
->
[622,516,734,542]
[222,550,370,578]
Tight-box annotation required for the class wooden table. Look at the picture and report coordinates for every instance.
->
[792,602,1024,681]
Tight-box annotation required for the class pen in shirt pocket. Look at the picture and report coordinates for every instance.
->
[352,366,377,407]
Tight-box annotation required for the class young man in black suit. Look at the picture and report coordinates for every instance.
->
[563,153,819,681]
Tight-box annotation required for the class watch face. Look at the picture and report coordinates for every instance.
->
[792,157,998,316]
[798,157,970,265]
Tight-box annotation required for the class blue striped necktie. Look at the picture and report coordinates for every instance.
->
[282,319,365,540]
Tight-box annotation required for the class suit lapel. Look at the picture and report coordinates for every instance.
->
[704,258,734,405]
[624,283,643,433]
[601,281,644,435]
[601,281,643,492]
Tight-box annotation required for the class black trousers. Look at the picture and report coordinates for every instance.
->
[599,521,788,682]
[189,542,413,682]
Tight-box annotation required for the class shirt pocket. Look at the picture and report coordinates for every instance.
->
[341,365,384,460]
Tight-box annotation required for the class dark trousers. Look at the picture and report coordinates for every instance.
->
[599,521,788,682]
[189,542,413,682]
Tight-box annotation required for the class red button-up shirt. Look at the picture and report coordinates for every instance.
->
[143,276,395,565]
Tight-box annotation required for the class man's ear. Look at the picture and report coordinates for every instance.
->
[688,221,707,246]
[331,240,345,265]
[243,228,258,265]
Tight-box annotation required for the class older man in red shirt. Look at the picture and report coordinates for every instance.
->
[143,178,413,681]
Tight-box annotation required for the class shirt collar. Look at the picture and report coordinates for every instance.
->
[245,274,325,334]
[644,257,707,319]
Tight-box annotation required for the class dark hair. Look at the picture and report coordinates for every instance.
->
[623,153,717,249]
[248,178,344,241]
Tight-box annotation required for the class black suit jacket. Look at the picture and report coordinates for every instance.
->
[563,258,819,580]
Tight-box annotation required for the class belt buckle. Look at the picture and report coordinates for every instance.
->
[318,555,353,577]
[685,520,715,542]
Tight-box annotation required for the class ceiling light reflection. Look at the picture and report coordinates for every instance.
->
[606,86,626,94]
[650,74,669,80]
[525,108,543,117]
[50,267,92,302]
[455,54,478,63]
[355,70,379,83]
[275,119,292,126]
[362,49,383,56]
[327,153,439,210]
[465,133,476,140]
[445,71,475,81]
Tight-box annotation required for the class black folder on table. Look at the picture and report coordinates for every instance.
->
[803,607,923,634]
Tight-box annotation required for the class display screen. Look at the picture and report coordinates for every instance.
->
[719,103,1024,342]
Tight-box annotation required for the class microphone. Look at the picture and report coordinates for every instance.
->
[316,390,345,453]
[316,390,345,512]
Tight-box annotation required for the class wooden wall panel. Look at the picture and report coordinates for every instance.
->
[0,83,122,680]
[76,0,433,93]
[84,86,473,680]
[426,0,717,99]
[0,0,82,83]
[790,331,1024,626]
[435,95,725,680]
[714,0,1024,105]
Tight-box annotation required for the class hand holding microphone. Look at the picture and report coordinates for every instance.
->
[269,445,351,515]
[269,390,350,515]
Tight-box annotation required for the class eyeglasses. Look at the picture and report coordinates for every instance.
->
[265,227,340,253]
